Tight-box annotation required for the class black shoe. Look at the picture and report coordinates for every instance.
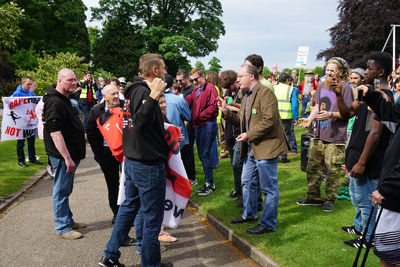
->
[195,185,207,193]
[343,237,373,248]
[341,226,361,236]
[122,236,136,246]
[225,190,238,198]
[198,185,215,196]
[98,256,125,267]
[111,214,117,225]
[18,161,28,167]
[246,224,274,234]
[231,216,257,224]
[296,198,324,206]
[29,159,43,165]
[161,263,173,267]
[279,158,291,163]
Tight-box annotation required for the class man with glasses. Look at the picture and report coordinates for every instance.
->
[186,67,219,195]
[176,69,196,184]
[219,64,288,234]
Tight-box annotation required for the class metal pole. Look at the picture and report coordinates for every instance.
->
[393,25,396,71]
[382,27,393,52]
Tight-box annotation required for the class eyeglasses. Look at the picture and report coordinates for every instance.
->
[237,74,251,79]
[190,77,200,83]
[177,79,185,83]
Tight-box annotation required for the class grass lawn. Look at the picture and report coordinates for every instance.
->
[0,138,47,198]
[191,126,380,267]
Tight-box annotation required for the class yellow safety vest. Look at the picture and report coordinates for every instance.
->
[274,83,293,119]
[79,81,97,100]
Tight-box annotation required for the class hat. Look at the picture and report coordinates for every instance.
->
[350,68,365,79]
[305,69,314,75]
[118,77,126,84]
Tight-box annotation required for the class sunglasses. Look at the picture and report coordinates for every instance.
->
[177,79,185,83]
[190,77,200,83]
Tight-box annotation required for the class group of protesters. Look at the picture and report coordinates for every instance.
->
[9,50,400,267]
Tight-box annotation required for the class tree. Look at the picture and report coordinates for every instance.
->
[195,61,206,71]
[317,0,400,68]
[0,0,90,59]
[16,52,89,95]
[208,56,222,73]
[91,0,225,75]
[0,1,24,50]
[11,43,39,70]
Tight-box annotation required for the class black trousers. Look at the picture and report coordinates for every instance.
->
[17,135,36,162]
[181,125,196,181]
[98,155,120,216]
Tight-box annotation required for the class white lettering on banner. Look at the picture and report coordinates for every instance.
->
[1,97,42,141]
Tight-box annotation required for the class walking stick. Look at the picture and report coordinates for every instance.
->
[360,205,384,267]
[352,205,374,267]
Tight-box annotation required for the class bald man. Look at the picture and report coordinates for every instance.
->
[43,69,86,240]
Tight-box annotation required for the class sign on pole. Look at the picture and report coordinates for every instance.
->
[295,46,309,67]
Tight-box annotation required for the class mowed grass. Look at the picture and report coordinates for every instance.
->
[0,138,47,197]
[191,126,380,267]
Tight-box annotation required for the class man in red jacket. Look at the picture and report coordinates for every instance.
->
[186,67,219,196]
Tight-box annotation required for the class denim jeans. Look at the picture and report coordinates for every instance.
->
[351,175,378,241]
[195,122,218,186]
[290,120,297,153]
[232,141,243,195]
[70,99,80,116]
[134,209,144,254]
[104,159,166,267]
[302,96,310,118]
[349,177,362,233]
[241,155,279,230]
[210,138,219,167]
[81,102,94,131]
[49,156,80,234]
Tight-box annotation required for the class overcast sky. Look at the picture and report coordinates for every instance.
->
[83,0,340,71]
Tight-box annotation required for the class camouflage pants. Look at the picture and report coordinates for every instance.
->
[306,138,345,202]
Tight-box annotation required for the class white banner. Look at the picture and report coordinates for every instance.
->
[1,97,42,141]
[295,46,309,67]
[118,123,192,229]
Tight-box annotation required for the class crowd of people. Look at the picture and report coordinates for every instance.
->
[9,50,400,267]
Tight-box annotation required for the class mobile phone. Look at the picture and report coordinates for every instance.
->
[226,97,233,104]
[374,79,380,90]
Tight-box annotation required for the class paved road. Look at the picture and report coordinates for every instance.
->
[0,144,259,267]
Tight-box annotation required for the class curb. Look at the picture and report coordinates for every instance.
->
[0,167,47,214]
[188,199,279,267]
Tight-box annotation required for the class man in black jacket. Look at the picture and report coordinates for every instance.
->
[99,54,172,267]
[43,69,86,240]
[86,84,123,223]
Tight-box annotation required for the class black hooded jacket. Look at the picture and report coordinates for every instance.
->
[122,77,169,164]
[43,85,86,160]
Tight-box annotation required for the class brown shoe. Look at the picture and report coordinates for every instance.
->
[57,230,83,240]
[158,231,177,243]
[71,222,86,230]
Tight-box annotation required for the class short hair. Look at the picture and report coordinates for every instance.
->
[368,52,393,79]
[110,78,120,86]
[190,67,203,77]
[245,54,264,74]
[21,76,33,83]
[279,72,291,83]
[176,69,189,78]
[206,71,219,86]
[102,84,118,96]
[85,71,92,75]
[242,64,259,80]
[267,73,276,80]
[139,53,164,77]
[219,70,237,88]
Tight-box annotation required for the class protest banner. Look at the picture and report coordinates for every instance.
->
[1,97,42,141]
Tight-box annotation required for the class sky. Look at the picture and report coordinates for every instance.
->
[83,0,340,72]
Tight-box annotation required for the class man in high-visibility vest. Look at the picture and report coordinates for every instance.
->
[274,71,299,163]
[78,71,98,130]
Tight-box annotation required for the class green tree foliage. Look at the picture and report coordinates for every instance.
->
[261,66,271,77]
[313,66,324,76]
[0,0,90,59]
[88,27,100,58]
[91,0,225,76]
[208,57,222,73]
[195,61,206,71]
[11,43,39,70]
[16,52,89,95]
[317,0,400,68]
[0,1,24,50]
[93,68,116,81]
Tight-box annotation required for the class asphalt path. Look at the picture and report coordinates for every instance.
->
[0,144,259,267]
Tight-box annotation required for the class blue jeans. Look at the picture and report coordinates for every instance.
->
[241,155,279,230]
[104,159,166,267]
[134,209,144,254]
[81,102,94,131]
[210,138,219,167]
[351,175,378,241]
[290,120,297,152]
[232,141,243,195]
[195,122,218,186]
[349,177,362,233]
[302,96,310,118]
[49,156,80,234]
[70,99,80,116]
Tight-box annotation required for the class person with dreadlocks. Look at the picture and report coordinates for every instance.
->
[296,57,354,212]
